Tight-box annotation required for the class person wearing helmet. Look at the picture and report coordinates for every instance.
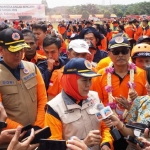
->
[137,35,150,45]
[131,43,150,70]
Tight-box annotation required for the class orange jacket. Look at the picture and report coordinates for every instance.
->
[134,25,143,41]
[98,36,107,51]
[23,52,46,64]
[59,24,66,35]
[106,30,112,42]
[0,67,47,129]
[95,57,111,72]
[91,66,147,106]
[36,46,46,56]
[125,24,135,39]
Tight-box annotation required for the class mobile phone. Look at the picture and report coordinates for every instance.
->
[124,135,144,148]
[126,122,147,133]
[21,126,51,144]
[21,124,33,133]
[39,139,67,150]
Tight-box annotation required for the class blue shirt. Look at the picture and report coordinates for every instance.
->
[93,48,108,63]
[37,56,69,90]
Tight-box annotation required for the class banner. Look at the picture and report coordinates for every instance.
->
[0,4,45,20]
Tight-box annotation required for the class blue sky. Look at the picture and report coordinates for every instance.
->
[0,0,150,8]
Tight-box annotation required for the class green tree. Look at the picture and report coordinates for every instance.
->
[104,10,111,18]
[82,11,89,19]
[116,10,123,17]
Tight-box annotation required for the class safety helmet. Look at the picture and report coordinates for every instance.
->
[131,43,150,59]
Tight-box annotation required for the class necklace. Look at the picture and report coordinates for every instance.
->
[105,61,136,120]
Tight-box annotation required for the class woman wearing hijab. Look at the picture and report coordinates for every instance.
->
[44,58,113,150]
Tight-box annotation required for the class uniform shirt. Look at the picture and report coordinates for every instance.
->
[36,46,46,56]
[23,52,46,65]
[95,57,111,72]
[93,48,108,63]
[37,56,68,90]
[91,66,147,107]
[0,60,47,129]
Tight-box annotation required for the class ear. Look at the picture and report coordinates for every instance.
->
[108,51,111,57]
[66,51,70,58]
[0,46,4,56]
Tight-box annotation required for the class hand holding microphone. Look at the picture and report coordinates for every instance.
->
[95,103,121,141]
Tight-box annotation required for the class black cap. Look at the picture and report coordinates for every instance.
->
[63,58,100,77]
[137,36,150,44]
[0,28,30,52]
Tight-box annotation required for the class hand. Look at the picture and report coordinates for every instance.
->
[116,95,131,110]
[83,130,101,147]
[145,82,150,96]
[101,145,111,150]
[47,58,55,71]
[0,103,7,122]
[129,91,138,101]
[0,129,16,145]
[103,115,120,128]
[67,136,88,150]
[7,126,39,150]
[144,128,150,138]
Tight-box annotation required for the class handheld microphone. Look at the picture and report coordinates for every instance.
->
[95,103,121,141]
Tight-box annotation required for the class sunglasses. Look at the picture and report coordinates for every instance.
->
[110,48,130,55]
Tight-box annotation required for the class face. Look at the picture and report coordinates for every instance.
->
[86,48,96,62]
[135,57,150,70]
[108,47,130,67]
[77,77,92,96]
[142,21,148,27]
[67,50,88,60]
[84,33,97,48]
[1,48,24,69]
[24,36,37,57]
[32,28,47,45]
[44,44,60,61]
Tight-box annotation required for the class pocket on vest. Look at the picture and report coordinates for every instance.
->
[61,109,81,124]
[0,85,19,110]
[24,77,37,102]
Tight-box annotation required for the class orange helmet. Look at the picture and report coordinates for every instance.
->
[131,43,150,59]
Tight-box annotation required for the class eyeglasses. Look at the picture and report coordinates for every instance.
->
[110,48,130,55]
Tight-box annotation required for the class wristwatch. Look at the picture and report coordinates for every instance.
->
[0,122,7,129]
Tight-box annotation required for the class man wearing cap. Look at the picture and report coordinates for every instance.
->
[0,28,47,143]
[91,36,147,150]
[79,27,108,63]
[47,39,91,100]
[45,58,113,150]
[137,35,150,45]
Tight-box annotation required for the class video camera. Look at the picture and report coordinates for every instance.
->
[124,121,150,148]
[126,121,150,134]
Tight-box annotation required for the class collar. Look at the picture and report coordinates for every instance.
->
[0,60,24,70]
[61,90,96,110]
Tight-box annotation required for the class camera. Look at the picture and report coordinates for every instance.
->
[124,135,144,148]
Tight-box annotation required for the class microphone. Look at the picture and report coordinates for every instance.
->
[95,103,121,141]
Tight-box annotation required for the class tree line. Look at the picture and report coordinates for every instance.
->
[46,1,150,18]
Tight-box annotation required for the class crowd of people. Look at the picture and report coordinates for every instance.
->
[0,17,150,150]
